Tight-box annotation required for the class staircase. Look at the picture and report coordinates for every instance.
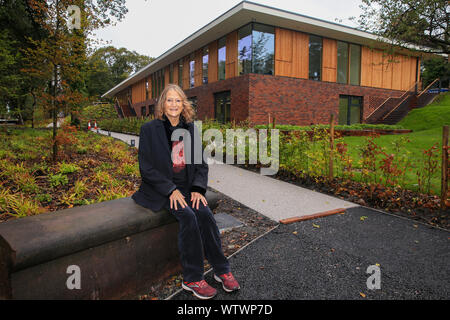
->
[366,79,442,125]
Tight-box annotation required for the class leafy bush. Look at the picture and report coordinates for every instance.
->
[49,173,69,187]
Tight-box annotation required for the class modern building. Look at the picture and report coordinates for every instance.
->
[102,1,428,126]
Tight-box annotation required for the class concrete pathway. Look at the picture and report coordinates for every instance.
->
[208,163,358,222]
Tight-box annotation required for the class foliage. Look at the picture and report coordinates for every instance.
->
[85,46,154,99]
[355,0,449,54]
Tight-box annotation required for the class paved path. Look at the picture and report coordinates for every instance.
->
[208,163,358,222]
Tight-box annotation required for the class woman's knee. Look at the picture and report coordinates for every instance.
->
[194,203,214,221]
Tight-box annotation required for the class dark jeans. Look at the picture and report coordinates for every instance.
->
[168,191,230,283]
[168,190,230,282]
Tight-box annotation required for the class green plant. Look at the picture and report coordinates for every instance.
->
[59,162,80,174]
[35,193,52,203]
[49,173,69,188]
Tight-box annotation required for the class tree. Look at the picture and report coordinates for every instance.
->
[85,46,154,99]
[22,0,128,162]
[355,0,449,54]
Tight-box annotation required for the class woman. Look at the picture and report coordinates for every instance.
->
[132,84,240,300]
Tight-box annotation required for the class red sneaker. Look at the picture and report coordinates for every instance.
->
[214,272,240,292]
[182,280,217,299]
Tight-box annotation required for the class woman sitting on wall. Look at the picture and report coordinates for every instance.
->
[132,84,240,300]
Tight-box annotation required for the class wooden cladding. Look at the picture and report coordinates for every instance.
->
[274,28,308,78]
[131,78,146,103]
[361,47,417,91]
[208,40,218,83]
[322,38,337,82]
[225,31,238,79]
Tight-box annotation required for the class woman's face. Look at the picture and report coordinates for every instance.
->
[164,89,183,120]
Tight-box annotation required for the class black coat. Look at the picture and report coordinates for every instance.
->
[131,119,208,212]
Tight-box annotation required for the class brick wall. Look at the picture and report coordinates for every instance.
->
[248,74,405,125]
[130,73,406,125]
[184,75,250,122]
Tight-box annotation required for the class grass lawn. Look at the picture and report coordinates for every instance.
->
[341,92,450,195]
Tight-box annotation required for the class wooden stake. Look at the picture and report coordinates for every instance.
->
[441,125,449,209]
[329,113,335,180]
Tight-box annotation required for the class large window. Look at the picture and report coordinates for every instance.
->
[189,53,195,88]
[349,44,361,85]
[337,41,361,85]
[178,59,183,88]
[202,46,208,84]
[214,91,231,123]
[337,41,349,84]
[238,24,252,75]
[309,35,322,81]
[237,23,275,76]
[218,37,226,80]
[339,95,362,125]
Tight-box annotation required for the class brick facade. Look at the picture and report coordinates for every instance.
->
[248,74,405,125]
[131,74,406,126]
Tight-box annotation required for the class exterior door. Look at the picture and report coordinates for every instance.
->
[214,91,231,123]
[338,95,362,125]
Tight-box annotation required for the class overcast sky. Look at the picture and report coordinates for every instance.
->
[92,0,365,58]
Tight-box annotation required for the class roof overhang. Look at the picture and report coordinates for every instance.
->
[102,1,423,98]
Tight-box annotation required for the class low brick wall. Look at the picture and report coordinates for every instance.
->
[0,192,219,300]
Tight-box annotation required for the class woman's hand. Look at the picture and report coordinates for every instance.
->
[191,192,208,210]
[170,189,188,210]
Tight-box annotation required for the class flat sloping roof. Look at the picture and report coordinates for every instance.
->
[101,1,416,98]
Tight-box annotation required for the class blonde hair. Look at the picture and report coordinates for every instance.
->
[155,84,195,123]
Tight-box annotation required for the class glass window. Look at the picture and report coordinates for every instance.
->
[337,41,349,84]
[214,91,231,123]
[151,74,155,98]
[238,24,252,75]
[349,44,361,85]
[145,78,149,100]
[178,59,183,88]
[309,35,322,81]
[218,37,226,80]
[149,104,155,117]
[189,54,195,88]
[189,96,198,113]
[339,95,362,125]
[252,23,275,75]
[202,47,208,84]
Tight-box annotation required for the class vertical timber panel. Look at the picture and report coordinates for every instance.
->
[194,49,203,87]
[371,49,383,88]
[208,40,218,83]
[360,46,372,87]
[382,54,393,89]
[293,31,309,79]
[275,27,293,77]
[225,31,238,79]
[322,38,337,82]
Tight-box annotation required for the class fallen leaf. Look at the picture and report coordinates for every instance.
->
[360,292,366,298]
[312,223,320,228]
[360,216,368,221]
[292,231,298,235]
